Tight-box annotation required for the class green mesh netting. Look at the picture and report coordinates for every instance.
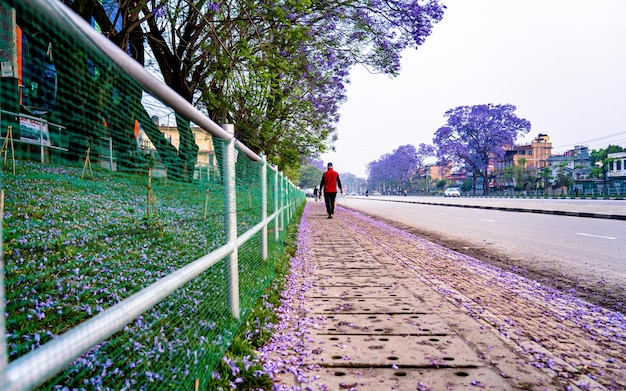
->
[0,1,302,389]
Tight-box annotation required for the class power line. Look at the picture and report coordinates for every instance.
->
[552,131,626,150]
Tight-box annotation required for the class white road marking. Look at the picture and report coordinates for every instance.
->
[576,233,616,240]
[480,219,496,222]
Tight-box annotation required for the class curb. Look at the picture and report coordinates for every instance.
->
[361,198,626,221]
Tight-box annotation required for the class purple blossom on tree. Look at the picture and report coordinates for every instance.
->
[367,144,421,193]
[433,104,531,194]
[416,143,436,169]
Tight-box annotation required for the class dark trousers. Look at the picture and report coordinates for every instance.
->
[324,192,337,215]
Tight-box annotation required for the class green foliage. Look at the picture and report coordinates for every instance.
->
[538,167,553,186]
[555,161,573,188]
[590,144,625,164]
[590,145,625,178]
[207,355,273,391]
[436,178,447,190]
[589,165,604,179]
[298,164,323,189]
[460,179,473,193]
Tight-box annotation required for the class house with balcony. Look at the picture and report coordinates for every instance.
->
[547,145,592,180]
[606,152,626,195]
[546,145,600,195]
[492,134,553,193]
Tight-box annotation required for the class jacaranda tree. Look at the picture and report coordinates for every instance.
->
[433,104,531,195]
[141,0,446,173]
[367,144,421,192]
[416,143,436,171]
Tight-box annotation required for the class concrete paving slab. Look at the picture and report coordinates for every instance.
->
[312,275,402,287]
[304,334,484,367]
[309,297,428,314]
[321,248,381,258]
[314,267,387,277]
[315,260,384,269]
[314,268,418,282]
[303,367,513,391]
[316,313,453,335]
[305,284,415,298]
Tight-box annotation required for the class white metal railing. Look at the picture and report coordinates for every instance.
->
[2,140,301,390]
[0,0,305,389]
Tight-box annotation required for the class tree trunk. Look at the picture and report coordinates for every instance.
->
[135,108,188,181]
[173,115,198,182]
[481,171,490,195]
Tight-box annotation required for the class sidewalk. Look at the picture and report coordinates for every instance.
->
[259,201,624,390]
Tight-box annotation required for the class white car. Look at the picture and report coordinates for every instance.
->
[444,187,461,197]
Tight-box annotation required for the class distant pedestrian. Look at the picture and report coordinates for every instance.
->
[366,190,369,197]
[313,186,319,201]
[318,162,344,218]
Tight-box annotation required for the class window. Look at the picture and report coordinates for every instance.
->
[617,160,623,171]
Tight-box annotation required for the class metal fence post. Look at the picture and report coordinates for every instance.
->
[260,154,268,260]
[288,181,293,220]
[286,177,291,224]
[0,188,7,389]
[286,180,291,222]
[279,172,285,235]
[273,168,279,242]
[39,119,45,164]
[222,124,239,319]
[109,137,113,170]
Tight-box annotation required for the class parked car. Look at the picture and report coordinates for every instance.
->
[444,187,461,197]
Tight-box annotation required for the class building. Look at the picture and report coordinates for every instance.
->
[545,145,596,195]
[138,119,219,181]
[514,133,552,170]
[547,145,591,181]
[607,152,626,195]
[492,134,553,191]
[423,163,443,180]
[498,134,552,171]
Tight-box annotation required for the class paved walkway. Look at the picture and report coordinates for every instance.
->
[260,200,624,390]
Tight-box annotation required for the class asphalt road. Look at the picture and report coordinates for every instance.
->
[334,195,626,312]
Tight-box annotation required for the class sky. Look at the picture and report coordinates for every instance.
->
[321,0,626,178]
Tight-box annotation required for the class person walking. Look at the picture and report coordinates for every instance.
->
[313,186,319,201]
[318,162,344,218]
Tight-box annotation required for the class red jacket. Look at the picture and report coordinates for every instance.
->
[320,168,342,193]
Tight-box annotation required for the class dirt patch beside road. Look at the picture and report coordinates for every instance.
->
[359,211,626,316]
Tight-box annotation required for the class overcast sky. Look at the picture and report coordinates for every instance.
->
[321,0,626,178]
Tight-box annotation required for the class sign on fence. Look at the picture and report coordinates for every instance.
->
[20,116,51,146]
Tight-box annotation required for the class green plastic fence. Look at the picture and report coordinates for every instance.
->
[0,1,304,389]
